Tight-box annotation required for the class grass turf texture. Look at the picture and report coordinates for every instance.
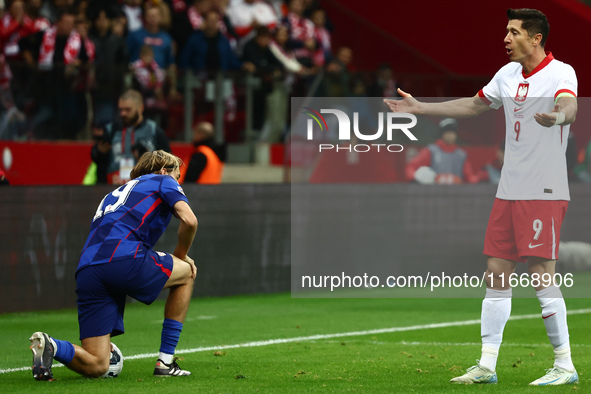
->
[1,294,589,393]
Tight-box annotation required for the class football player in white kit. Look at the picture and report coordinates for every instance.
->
[384,8,578,386]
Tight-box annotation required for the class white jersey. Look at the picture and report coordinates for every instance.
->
[226,1,278,30]
[479,53,577,201]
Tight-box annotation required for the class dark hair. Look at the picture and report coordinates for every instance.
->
[56,7,77,22]
[507,8,549,47]
[255,26,271,37]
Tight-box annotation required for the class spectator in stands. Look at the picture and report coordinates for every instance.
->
[132,44,166,101]
[112,13,127,38]
[0,1,22,116]
[86,0,121,24]
[89,118,111,184]
[368,63,399,98]
[226,0,278,45]
[242,26,282,133]
[1,0,48,60]
[122,0,143,33]
[127,5,179,100]
[169,0,237,57]
[26,0,51,32]
[179,121,224,184]
[480,141,505,185]
[180,10,253,74]
[266,0,287,19]
[269,24,303,74]
[148,0,172,31]
[40,0,73,24]
[207,0,239,48]
[310,8,331,67]
[574,138,591,183]
[165,0,208,64]
[127,6,173,69]
[19,8,95,139]
[0,1,24,131]
[282,0,315,68]
[91,89,171,184]
[324,46,353,96]
[89,8,129,126]
[351,77,379,133]
[132,44,168,127]
[2,0,49,110]
[75,0,90,21]
[406,118,481,184]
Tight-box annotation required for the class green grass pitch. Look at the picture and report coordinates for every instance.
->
[1,293,589,393]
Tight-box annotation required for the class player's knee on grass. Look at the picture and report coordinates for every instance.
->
[78,337,112,377]
[87,357,110,378]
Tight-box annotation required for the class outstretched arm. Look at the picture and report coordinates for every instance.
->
[384,88,491,118]
[534,96,577,127]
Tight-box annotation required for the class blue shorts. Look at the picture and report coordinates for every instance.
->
[76,250,173,340]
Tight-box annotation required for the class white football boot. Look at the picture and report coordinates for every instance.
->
[450,361,498,384]
[529,367,578,386]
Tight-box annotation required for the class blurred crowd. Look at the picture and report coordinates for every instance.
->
[4,1,588,186]
[0,0,380,143]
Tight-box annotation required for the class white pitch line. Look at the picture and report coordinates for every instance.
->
[3,308,590,375]
[314,340,591,348]
[397,341,591,348]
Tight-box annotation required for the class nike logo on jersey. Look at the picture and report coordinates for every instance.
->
[513,107,524,112]
[528,243,544,249]
[542,312,557,319]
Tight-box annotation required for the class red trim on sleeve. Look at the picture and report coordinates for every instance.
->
[554,89,576,99]
[478,89,492,106]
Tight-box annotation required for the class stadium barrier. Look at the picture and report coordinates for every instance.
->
[0,184,290,313]
[2,184,590,312]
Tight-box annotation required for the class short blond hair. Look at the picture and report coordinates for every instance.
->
[130,150,182,179]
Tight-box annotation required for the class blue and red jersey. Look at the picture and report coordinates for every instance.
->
[77,174,189,272]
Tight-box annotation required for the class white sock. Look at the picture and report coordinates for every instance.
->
[554,347,574,372]
[480,287,512,371]
[536,286,574,371]
[158,352,174,365]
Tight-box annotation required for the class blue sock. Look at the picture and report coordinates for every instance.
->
[159,318,183,355]
[52,338,75,364]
